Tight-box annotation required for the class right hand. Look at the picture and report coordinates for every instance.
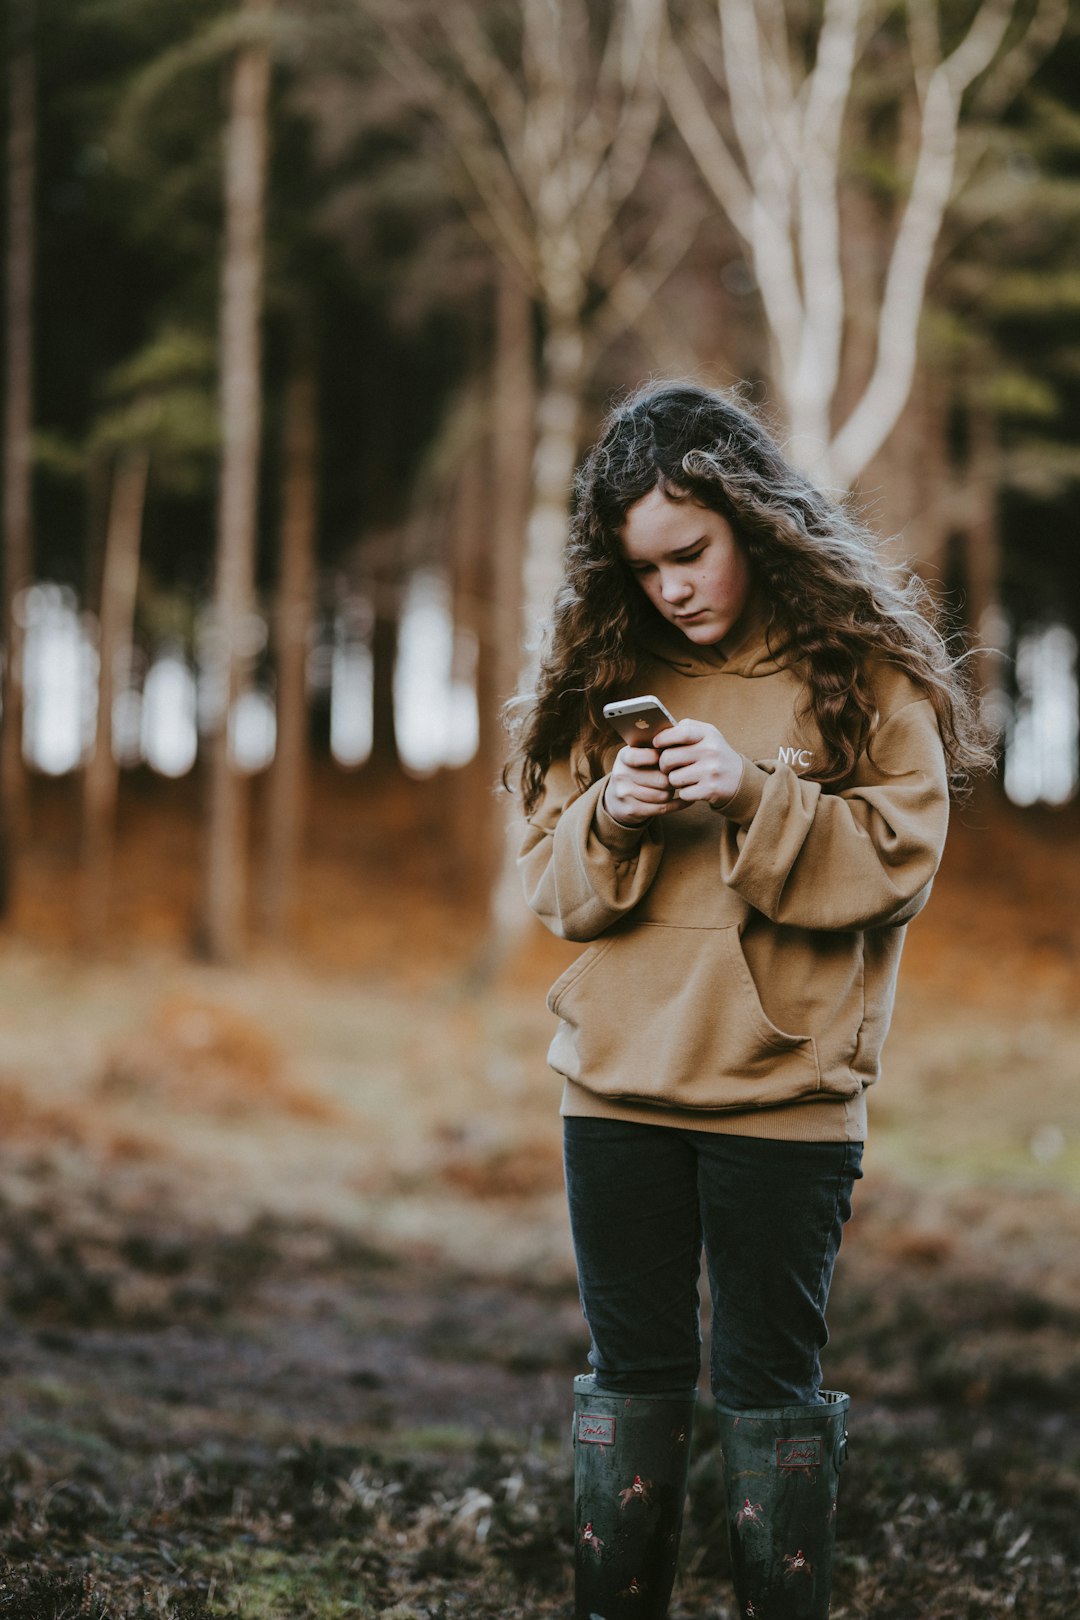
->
[603,745,690,826]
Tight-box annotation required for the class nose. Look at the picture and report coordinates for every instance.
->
[660,571,692,604]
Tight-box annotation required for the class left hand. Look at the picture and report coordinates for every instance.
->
[654,719,743,808]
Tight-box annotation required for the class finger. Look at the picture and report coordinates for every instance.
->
[656,796,693,814]
[627,785,676,804]
[620,745,661,767]
[657,745,700,773]
[625,773,672,793]
[664,765,699,789]
[613,774,672,801]
[621,771,670,797]
[653,720,707,749]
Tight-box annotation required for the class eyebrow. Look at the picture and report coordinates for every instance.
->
[627,536,707,566]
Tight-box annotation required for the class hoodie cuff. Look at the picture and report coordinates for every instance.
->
[712,756,769,825]
[593,794,650,854]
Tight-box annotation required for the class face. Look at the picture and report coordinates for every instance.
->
[619,486,753,649]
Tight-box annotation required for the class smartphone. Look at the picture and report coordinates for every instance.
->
[602,695,676,748]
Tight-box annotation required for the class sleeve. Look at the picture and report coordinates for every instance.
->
[714,697,949,931]
[517,754,666,942]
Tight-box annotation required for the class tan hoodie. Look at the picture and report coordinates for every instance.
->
[518,618,950,1142]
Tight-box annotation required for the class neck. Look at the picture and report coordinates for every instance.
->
[716,590,766,659]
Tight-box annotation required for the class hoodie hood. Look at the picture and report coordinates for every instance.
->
[639,600,793,678]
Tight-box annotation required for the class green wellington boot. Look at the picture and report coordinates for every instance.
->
[572,1373,696,1620]
[715,1390,849,1620]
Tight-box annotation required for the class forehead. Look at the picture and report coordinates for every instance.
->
[620,486,715,561]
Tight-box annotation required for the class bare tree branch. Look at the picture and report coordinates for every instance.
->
[357,0,697,685]
[953,0,1069,193]
[577,2,663,230]
[588,201,706,362]
[643,2,753,236]
[435,1,526,152]
[655,0,1058,485]
[789,0,863,451]
[830,0,1021,483]
[757,0,797,111]
[971,0,1068,116]
[715,0,805,384]
[905,0,942,103]
[370,28,536,283]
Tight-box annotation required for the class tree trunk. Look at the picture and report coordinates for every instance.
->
[260,338,317,939]
[481,269,536,968]
[444,407,492,895]
[475,293,578,982]
[370,589,400,771]
[519,310,586,678]
[83,451,113,620]
[959,407,1006,740]
[451,273,535,909]
[78,448,149,948]
[200,0,272,963]
[490,265,534,727]
[0,0,35,920]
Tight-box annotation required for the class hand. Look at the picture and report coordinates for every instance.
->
[654,719,743,808]
[603,744,691,826]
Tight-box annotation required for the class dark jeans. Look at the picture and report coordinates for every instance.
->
[563,1117,863,1410]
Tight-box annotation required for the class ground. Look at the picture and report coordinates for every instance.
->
[0,769,1077,1617]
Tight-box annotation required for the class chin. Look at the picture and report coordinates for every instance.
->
[676,618,723,643]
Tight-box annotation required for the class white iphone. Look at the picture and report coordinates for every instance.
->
[602,695,676,748]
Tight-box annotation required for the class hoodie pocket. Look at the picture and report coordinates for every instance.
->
[547,923,821,1112]
[546,937,617,1015]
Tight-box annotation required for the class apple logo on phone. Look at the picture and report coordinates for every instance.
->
[634,718,649,729]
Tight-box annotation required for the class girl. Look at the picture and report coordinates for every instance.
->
[508,382,990,1620]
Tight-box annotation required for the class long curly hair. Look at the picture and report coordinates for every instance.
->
[508,381,994,814]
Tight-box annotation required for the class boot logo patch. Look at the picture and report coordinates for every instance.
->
[577,1412,616,1445]
[776,1437,822,1474]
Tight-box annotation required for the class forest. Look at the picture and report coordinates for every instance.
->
[0,0,1078,1616]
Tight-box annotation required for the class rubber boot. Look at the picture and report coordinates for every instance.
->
[572,1373,696,1620]
[716,1389,849,1620]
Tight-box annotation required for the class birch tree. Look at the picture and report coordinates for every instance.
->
[646,0,1068,488]
[358,0,695,669]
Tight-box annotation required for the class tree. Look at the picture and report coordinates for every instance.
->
[647,0,1068,488]
[200,0,274,963]
[938,45,1080,748]
[75,327,217,946]
[259,324,317,938]
[0,0,36,920]
[354,0,697,670]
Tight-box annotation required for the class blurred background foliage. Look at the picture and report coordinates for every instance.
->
[1,0,1078,959]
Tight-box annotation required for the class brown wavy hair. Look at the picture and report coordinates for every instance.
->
[508,381,994,814]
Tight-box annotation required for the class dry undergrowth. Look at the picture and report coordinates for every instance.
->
[0,771,1075,1615]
